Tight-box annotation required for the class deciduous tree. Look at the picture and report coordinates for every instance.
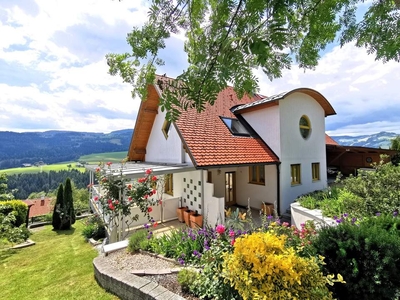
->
[108,0,400,120]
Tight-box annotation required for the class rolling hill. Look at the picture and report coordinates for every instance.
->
[0,129,133,170]
[330,131,398,149]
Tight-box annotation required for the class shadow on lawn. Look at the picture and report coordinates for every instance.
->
[53,227,76,235]
[0,248,17,262]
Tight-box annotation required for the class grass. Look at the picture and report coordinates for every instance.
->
[1,151,128,175]
[0,220,118,300]
[79,151,128,164]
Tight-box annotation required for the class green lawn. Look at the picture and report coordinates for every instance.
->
[1,151,128,175]
[0,221,118,300]
[79,151,128,164]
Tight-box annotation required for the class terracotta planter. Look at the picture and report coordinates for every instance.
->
[176,207,187,223]
[183,210,195,226]
[190,213,203,228]
[261,203,274,216]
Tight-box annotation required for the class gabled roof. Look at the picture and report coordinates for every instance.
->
[232,88,336,117]
[325,134,338,145]
[23,198,53,218]
[174,87,279,167]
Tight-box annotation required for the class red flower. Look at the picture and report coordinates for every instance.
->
[138,178,146,183]
[127,184,132,190]
[115,200,119,205]
[152,189,157,194]
[95,167,101,172]
[231,239,236,246]
[147,207,153,213]
[153,222,158,228]
[109,203,115,210]
[93,196,99,201]
[216,224,225,234]
[145,169,152,175]
[128,196,132,201]
[106,162,112,166]
[152,176,157,181]
[159,200,162,205]
[107,199,112,204]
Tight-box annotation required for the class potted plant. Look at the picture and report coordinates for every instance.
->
[183,208,195,226]
[177,206,187,223]
[189,210,203,228]
[261,202,274,216]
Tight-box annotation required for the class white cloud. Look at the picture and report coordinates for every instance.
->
[0,0,399,137]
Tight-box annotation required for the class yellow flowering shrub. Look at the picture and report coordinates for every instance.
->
[222,232,341,300]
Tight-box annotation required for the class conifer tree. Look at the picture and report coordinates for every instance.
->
[52,183,63,230]
[64,178,75,225]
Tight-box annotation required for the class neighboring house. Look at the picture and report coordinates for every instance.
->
[87,76,336,227]
[23,197,53,218]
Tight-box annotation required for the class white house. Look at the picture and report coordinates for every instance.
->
[87,76,336,228]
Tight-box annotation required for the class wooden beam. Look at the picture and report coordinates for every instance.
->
[134,148,146,154]
[144,108,158,114]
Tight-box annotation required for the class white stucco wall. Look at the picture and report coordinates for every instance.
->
[241,105,281,157]
[207,165,278,212]
[278,93,328,214]
[146,109,192,165]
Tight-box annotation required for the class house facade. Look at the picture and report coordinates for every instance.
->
[121,77,336,226]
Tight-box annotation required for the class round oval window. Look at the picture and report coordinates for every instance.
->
[299,115,311,139]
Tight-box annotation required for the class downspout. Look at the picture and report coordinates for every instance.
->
[276,163,281,215]
[201,170,205,217]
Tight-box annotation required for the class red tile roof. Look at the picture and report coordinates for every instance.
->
[325,134,339,145]
[23,198,53,218]
[175,87,279,167]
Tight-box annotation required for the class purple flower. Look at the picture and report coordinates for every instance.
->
[267,215,273,220]
[178,258,185,265]
[336,218,342,224]
[144,223,150,229]
[376,212,381,216]
[229,230,235,237]
[333,216,338,220]
[351,217,357,224]
[342,213,348,218]
[394,211,399,217]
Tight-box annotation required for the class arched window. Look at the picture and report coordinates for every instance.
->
[299,115,311,139]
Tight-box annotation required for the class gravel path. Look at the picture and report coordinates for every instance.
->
[104,249,201,300]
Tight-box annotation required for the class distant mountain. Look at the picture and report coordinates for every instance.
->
[0,129,133,170]
[331,131,398,149]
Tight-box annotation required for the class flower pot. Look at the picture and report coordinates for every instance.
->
[183,210,195,226]
[190,213,203,228]
[176,207,187,223]
[261,203,274,216]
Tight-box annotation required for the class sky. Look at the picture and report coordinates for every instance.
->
[0,0,399,136]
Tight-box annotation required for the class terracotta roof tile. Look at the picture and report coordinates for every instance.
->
[325,134,338,145]
[23,198,53,218]
[175,87,279,167]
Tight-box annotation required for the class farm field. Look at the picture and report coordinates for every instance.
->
[1,151,128,175]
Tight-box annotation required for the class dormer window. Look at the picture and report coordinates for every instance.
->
[162,119,171,139]
[221,117,250,136]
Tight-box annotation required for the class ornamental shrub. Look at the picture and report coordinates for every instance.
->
[52,184,63,230]
[313,215,400,299]
[0,200,28,227]
[81,214,105,240]
[127,229,148,254]
[223,231,341,300]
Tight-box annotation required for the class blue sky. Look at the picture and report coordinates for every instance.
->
[0,0,399,136]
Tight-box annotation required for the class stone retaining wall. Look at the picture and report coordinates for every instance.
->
[93,256,185,300]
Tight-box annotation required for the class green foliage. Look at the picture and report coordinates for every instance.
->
[312,215,400,299]
[81,214,105,240]
[0,173,14,200]
[127,229,148,254]
[177,268,198,293]
[52,184,63,230]
[0,200,28,227]
[0,211,30,245]
[341,161,400,216]
[63,178,75,226]
[391,135,400,151]
[108,0,399,120]
[190,235,239,300]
